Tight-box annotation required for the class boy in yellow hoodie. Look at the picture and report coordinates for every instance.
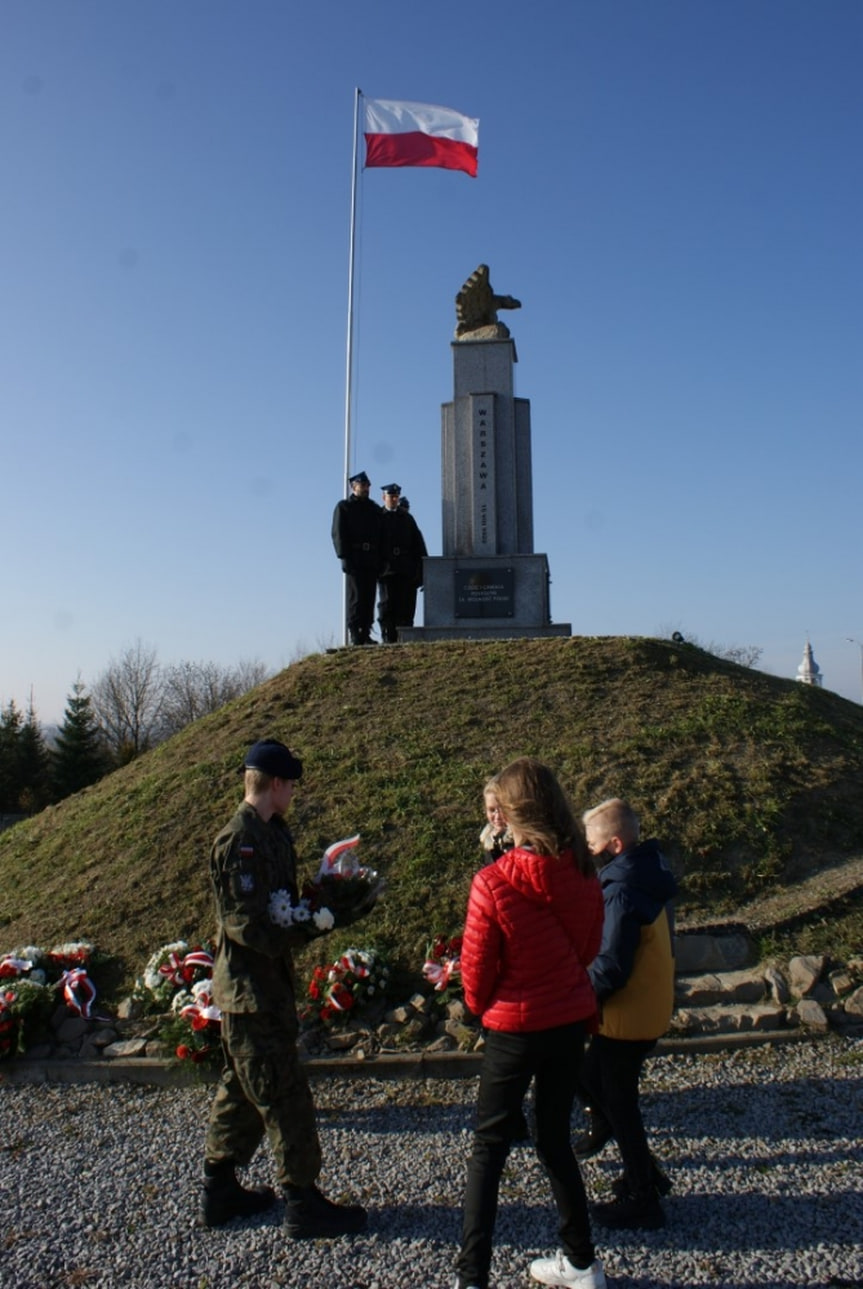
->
[576,799,677,1230]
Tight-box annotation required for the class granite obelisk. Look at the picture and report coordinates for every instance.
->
[402,265,571,641]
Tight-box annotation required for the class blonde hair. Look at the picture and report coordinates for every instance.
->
[492,757,591,873]
[582,798,640,849]
[244,768,272,795]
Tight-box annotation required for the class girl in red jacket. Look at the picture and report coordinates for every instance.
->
[454,758,607,1289]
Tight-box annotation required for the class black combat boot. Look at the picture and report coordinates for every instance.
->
[611,1154,672,1201]
[573,1107,613,1159]
[591,1188,666,1230]
[201,1160,276,1228]
[283,1184,367,1238]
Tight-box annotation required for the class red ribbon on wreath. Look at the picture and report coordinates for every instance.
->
[59,967,97,1018]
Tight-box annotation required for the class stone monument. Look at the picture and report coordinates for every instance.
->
[401,265,571,642]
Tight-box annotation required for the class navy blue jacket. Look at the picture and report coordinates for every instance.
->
[589,839,678,1004]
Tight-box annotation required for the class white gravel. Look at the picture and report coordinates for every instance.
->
[1,1038,861,1289]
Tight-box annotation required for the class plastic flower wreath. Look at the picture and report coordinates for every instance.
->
[0,941,103,1057]
[137,940,215,1012]
[300,947,390,1027]
[422,933,463,999]
[168,979,222,1064]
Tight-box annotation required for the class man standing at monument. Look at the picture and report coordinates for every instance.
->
[377,483,427,642]
[331,471,381,645]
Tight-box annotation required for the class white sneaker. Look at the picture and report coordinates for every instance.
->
[529,1251,607,1287]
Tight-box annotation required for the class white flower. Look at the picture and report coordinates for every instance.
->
[268,890,294,927]
[312,907,335,932]
[292,900,311,923]
[171,990,193,1014]
[143,941,188,992]
[15,946,44,963]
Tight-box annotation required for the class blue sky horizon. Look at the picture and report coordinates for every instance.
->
[3,1,861,724]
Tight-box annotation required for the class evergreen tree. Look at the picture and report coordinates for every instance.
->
[0,700,24,815]
[52,679,111,800]
[16,699,51,814]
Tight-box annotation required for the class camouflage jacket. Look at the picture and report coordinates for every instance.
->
[209,802,311,1023]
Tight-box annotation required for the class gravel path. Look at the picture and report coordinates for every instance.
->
[1,1038,861,1289]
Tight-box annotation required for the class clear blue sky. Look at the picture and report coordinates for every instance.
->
[3,1,861,724]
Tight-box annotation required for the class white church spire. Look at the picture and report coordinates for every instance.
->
[796,639,823,687]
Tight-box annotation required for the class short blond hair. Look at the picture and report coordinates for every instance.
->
[582,798,640,848]
[244,767,272,795]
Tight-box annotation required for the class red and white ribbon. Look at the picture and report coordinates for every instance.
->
[59,968,97,1018]
[319,835,361,876]
[422,957,460,992]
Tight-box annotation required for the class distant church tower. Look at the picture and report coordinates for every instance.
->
[796,639,823,687]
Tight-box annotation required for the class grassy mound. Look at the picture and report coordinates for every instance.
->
[2,637,862,995]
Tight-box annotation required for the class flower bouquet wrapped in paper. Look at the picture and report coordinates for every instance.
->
[305,835,384,928]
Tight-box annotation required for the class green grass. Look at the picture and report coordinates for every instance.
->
[2,636,862,996]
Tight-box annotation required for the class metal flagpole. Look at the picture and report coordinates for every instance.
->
[341,87,362,646]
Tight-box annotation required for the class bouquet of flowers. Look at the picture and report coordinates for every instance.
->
[300,947,390,1028]
[267,838,382,936]
[307,835,384,926]
[422,933,463,998]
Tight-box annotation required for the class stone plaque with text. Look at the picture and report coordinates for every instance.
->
[454,567,514,618]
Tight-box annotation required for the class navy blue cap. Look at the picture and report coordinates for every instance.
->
[243,739,303,780]
[349,471,370,486]
[382,482,401,495]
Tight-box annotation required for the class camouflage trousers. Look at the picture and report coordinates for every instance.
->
[204,1011,322,1187]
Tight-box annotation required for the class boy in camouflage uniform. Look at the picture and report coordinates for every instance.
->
[202,739,370,1236]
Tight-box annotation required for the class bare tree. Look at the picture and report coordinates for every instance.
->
[662,626,762,670]
[91,640,164,762]
[159,658,271,739]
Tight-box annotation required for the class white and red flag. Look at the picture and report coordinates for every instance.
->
[363,98,479,177]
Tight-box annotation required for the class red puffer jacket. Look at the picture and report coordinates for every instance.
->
[461,846,603,1033]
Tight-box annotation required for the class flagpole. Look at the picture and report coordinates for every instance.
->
[341,87,362,645]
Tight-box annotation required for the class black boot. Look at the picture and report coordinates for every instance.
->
[573,1107,612,1159]
[283,1184,367,1238]
[591,1188,666,1230]
[611,1154,672,1201]
[201,1161,276,1227]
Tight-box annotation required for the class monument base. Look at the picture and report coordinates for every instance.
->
[400,554,571,642]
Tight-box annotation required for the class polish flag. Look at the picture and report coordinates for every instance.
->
[363,98,479,177]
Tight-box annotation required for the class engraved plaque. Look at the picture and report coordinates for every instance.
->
[454,567,515,618]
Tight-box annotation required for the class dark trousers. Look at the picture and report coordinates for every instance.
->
[205,1012,322,1188]
[579,1034,657,1198]
[345,569,377,640]
[456,1023,595,1289]
[377,574,416,641]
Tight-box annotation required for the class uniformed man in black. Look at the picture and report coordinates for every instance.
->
[331,470,381,645]
[202,739,368,1237]
[377,483,428,642]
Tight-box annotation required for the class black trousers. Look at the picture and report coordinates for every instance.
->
[345,569,377,640]
[377,574,416,641]
[456,1023,595,1289]
[579,1034,657,1198]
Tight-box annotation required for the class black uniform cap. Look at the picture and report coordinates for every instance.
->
[349,471,371,486]
[381,483,401,495]
[243,739,303,780]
